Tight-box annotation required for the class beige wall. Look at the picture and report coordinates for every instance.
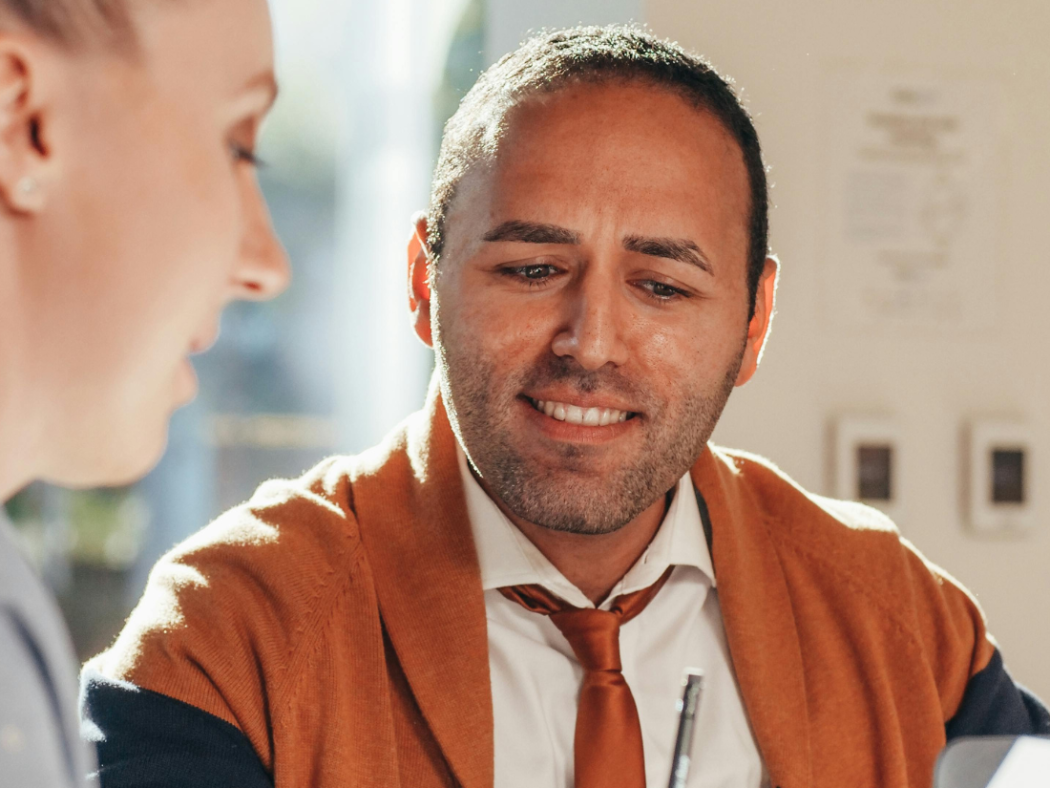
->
[646,0,1050,699]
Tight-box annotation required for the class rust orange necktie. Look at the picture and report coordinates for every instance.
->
[499,567,674,788]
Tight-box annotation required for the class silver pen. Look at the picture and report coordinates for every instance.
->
[667,669,705,788]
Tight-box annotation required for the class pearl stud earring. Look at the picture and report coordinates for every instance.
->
[13,176,42,210]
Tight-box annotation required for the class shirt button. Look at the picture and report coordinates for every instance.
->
[1,724,25,754]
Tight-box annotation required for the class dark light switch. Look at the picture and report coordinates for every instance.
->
[857,444,893,501]
[990,449,1025,504]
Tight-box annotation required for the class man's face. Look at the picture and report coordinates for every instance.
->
[425,82,765,534]
[17,0,289,487]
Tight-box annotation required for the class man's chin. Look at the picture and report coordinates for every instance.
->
[525,512,636,537]
[505,435,638,477]
[494,472,656,535]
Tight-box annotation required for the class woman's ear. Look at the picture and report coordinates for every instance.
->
[0,36,52,214]
[408,213,434,347]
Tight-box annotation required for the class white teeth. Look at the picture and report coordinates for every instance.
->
[533,399,631,427]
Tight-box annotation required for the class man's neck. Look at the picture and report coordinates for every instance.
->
[479,476,670,606]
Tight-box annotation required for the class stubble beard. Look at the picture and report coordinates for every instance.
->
[438,330,745,536]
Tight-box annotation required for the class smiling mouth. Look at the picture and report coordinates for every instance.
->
[526,397,638,427]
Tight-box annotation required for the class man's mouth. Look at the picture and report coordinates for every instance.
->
[526,397,637,427]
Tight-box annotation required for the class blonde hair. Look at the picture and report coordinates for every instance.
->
[0,0,134,47]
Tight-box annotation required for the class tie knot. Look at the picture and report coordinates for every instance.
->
[551,608,623,671]
[498,567,674,672]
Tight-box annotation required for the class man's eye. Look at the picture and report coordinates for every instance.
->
[639,280,686,300]
[505,264,559,284]
[522,264,555,279]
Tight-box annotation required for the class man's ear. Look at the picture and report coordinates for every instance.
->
[735,256,779,387]
[0,37,52,214]
[408,213,434,348]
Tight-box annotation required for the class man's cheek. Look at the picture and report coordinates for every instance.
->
[477,308,545,356]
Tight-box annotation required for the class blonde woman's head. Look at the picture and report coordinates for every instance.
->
[0,0,290,494]
[0,0,133,47]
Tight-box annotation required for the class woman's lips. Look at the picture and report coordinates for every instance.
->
[188,320,221,355]
[174,357,199,405]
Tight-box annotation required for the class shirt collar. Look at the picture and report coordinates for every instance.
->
[458,444,715,610]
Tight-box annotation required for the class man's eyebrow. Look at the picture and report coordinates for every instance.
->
[482,220,582,245]
[622,234,714,275]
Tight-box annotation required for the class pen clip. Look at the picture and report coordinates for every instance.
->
[668,669,704,788]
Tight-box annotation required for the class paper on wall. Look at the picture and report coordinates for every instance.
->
[820,68,1006,331]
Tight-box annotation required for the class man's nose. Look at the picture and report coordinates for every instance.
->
[232,182,292,301]
[550,270,630,370]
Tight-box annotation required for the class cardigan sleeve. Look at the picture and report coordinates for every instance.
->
[80,460,362,781]
[898,539,1050,739]
[80,670,272,788]
[944,649,1050,738]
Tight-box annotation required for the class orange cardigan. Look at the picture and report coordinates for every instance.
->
[89,386,997,788]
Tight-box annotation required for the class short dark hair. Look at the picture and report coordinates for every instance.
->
[0,0,134,48]
[427,24,770,316]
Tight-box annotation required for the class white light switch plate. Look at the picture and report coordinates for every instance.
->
[966,420,1035,534]
[832,415,903,525]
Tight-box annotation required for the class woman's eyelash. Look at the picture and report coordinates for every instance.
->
[231,143,266,167]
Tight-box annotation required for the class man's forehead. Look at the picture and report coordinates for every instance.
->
[496,79,732,146]
[441,83,751,263]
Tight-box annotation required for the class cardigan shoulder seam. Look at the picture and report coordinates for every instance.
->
[724,452,934,663]
[267,489,366,712]
[269,538,365,713]
[765,516,927,662]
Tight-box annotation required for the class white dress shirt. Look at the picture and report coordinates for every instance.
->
[458,448,767,788]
